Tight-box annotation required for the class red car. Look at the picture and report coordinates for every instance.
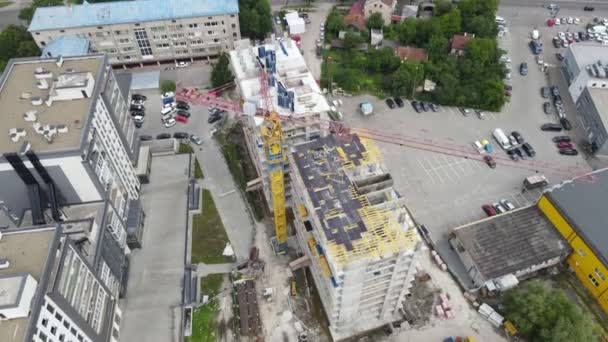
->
[482,204,497,217]
[557,142,573,149]
[175,114,188,123]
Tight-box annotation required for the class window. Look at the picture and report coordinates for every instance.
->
[134,28,153,56]
[42,318,48,327]
[39,331,47,342]
[71,327,77,335]
[188,23,199,28]
[41,41,46,46]
[588,273,600,287]
[577,249,586,257]
[60,30,65,33]
[232,24,236,28]
[55,312,62,321]
[97,26,103,29]
[59,333,65,342]
[77,334,84,342]
[35,32,40,35]
[134,23,140,26]
[595,268,606,281]
[230,14,235,18]
[63,321,70,329]
[50,326,57,335]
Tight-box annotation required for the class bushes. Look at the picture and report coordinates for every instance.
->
[161,80,176,94]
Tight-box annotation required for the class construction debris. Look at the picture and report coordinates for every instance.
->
[235,279,263,339]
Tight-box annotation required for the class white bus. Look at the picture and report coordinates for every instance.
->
[493,128,511,150]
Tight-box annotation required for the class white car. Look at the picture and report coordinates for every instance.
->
[132,115,144,123]
[499,55,511,64]
[175,61,189,68]
[558,32,565,39]
[567,17,574,24]
[131,99,145,106]
[506,72,512,79]
[603,18,608,25]
[505,63,512,70]
[536,55,544,65]
[476,110,487,120]
[190,134,203,145]
[498,30,505,38]
[574,18,580,24]
[163,117,176,128]
[500,199,516,211]
[161,91,175,99]
[554,19,561,26]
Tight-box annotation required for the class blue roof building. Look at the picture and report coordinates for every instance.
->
[28,0,242,66]
[29,0,239,31]
[41,35,90,58]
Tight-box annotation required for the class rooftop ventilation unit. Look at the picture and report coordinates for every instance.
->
[34,67,53,79]
[36,78,49,90]
[23,110,37,122]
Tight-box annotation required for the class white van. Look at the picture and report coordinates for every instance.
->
[161,107,175,116]
[495,16,506,24]
[588,25,607,34]
[493,128,511,150]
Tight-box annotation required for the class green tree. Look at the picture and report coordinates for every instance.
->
[343,32,363,51]
[211,53,234,88]
[438,8,461,38]
[333,67,359,92]
[397,18,417,45]
[466,15,498,38]
[239,0,272,40]
[19,0,63,22]
[326,10,344,36]
[433,0,453,16]
[426,35,448,61]
[504,280,599,342]
[0,25,41,72]
[160,80,176,94]
[390,62,424,97]
[366,13,384,31]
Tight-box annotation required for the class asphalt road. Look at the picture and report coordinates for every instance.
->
[0,10,23,30]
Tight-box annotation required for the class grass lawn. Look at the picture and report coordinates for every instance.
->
[194,158,204,179]
[179,143,193,154]
[191,189,234,264]
[187,301,219,342]
[321,50,386,97]
[201,273,224,297]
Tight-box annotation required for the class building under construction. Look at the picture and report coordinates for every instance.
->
[228,37,329,206]
[289,134,422,340]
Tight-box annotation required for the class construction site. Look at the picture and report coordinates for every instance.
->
[176,35,511,342]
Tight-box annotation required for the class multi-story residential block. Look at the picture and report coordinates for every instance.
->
[0,54,143,296]
[289,134,422,341]
[0,224,121,342]
[28,0,240,66]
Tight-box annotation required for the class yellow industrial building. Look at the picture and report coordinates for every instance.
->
[538,169,608,314]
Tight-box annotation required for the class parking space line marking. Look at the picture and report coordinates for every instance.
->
[418,159,436,185]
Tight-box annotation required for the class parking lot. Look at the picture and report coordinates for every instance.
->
[337,5,595,287]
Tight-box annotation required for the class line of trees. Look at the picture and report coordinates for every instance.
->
[238,0,272,40]
[0,25,40,72]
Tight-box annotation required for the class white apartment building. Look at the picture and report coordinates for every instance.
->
[289,135,422,341]
[28,0,240,66]
[0,54,142,296]
[0,225,119,342]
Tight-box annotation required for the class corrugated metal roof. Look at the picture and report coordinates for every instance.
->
[41,35,90,58]
[29,0,239,32]
[545,168,608,265]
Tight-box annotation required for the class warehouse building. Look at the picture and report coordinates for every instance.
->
[229,38,329,207]
[0,224,121,342]
[449,205,570,289]
[28,0,240,66]
[289,134,422,341]
[538,168,608,314]
[562,43,608,156]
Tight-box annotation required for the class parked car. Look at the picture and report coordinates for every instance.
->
[541,123,563,132]
[511,131,524,144]
[529,40,542,54]
[482,204,497,217]
[557,141,574,149]
[483,155,496,168]
[543,102,553,114]
[130,104,145,112]
[522,142,536,157]
[175,115,188,123]
[412,101,423,113]
[176,110,191,118]
[551,85,560,97]
[500,199,516,211]
[190,134,203,145]
[493,202,508,214]
[541,87,550,98]
[175,61,189,68]
[459,108,472,116]
[139,135,153,141]
[421,102,431,112]
[131,110,145,117]
[163,117,176,128]
[520,62,528,75]
[131,99,145,106]
[560,117,572,130]
[156,133,171,139]
[553,135,572,143]
[476,110,486,120]
[161,91,175,100]
[393,97,404,108]
[385,98,396,109]
[176,101,190,110]
[208,113,223,124]
[170,132,186,139]
[513,147,524,159]
[584,6,595,11]
[132,94,147,101]
[429,103,439,112]
[509,135,518,147]
[559,148,579,156]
